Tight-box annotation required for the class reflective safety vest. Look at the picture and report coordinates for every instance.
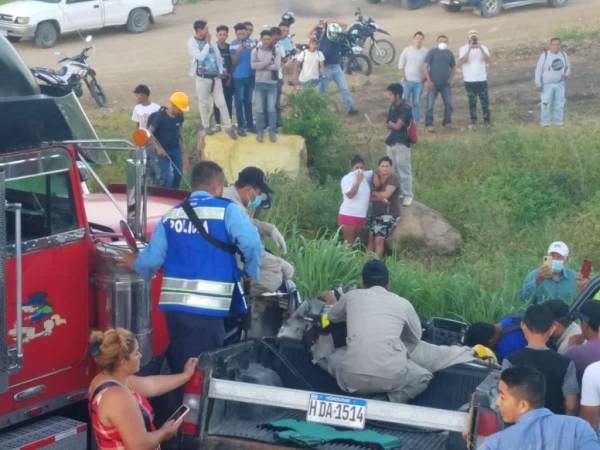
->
[158,194,247,317]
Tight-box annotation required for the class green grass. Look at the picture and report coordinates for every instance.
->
[88,102,600,324]
[555,26,600,42]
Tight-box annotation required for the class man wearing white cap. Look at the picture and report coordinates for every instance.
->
[519,241,588,304]
[458,30,491,129]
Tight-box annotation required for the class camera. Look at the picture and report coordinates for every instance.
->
[471,37,478,45]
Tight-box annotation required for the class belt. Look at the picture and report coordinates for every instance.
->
[197,73,218,79]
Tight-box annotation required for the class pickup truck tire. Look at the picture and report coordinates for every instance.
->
[400,0,427,9]
[478,0,501,17]
[35,21,59,48]
[548,0,568,7]
[126,8,151,33]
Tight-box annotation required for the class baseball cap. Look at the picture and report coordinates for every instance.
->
[237,167,273,194]
[547,241,569,257]
[580,301,600,330]
[468,30,479,38]
[362,260,389,288]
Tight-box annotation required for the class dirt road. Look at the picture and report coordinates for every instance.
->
[13,0,599,110]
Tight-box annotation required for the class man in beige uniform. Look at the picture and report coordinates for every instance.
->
[324,260,474,403]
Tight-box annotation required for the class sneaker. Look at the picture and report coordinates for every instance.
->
[257,132,264,143]
[426,126,435,133]
[213,124,222,132]
[402,197,413,207]
[347,108,359,116]
[225,127,238,140]
[206,126,218,135]
[237,128,247,137]
[269,131,277,143]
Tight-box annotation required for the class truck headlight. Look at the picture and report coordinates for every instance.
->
[15,17,30,24]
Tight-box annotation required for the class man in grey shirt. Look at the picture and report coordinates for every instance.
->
[424,35,456,131]
[398,31,428,124]
[535,37,571,127]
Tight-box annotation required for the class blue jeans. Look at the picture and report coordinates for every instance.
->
[403,80,424,124]
[157,148,183,189]
[233,77,254,131]
[541,82,565,127]
[425,84,453,127]
[319,64,354,113]
[301,79,320,89]
[255,82,277,134]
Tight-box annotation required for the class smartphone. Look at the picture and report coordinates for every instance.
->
[542,255,552,269]
[167,405,190,423]
[582,258,593,279]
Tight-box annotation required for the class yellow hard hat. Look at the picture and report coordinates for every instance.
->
[169,91,190,113]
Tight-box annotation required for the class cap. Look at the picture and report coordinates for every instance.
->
[580,301,600,329]
[362,260,389,288]
[547,241,569,257]
[237,167,273,194]
[545,299,570,320]
[468,30,479,38]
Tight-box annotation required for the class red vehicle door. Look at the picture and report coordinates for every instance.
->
[0,147,90,424]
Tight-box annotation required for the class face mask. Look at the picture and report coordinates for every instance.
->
[438,42,448,50]
[551,259,565,273]
[248,193,266,210]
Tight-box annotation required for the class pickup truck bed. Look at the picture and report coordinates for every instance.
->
[197,338,491,450]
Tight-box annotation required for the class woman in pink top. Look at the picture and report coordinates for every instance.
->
[88,328,197,450]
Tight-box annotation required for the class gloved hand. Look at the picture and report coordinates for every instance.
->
[270,226,287,254]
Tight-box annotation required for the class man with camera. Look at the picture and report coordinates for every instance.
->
[458,30,491,129]
[187,20,237,140]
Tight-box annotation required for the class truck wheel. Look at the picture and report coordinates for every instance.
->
[548,0,568,7]
[400,0,427,9]
[126,8,150,33]
[35,21,58,48]
[478,0,501,16]
[443,4,463,12]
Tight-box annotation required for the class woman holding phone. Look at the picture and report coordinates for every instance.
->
[88,328,197,450]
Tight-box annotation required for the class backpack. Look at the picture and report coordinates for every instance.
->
[407,120,418,145]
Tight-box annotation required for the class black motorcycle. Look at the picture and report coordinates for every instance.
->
[31,36,107,107]
[339,32,373,76]
[347,8,396,65]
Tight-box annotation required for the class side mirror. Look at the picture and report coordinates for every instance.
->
[85,35,93,43]
[76,161,91,182]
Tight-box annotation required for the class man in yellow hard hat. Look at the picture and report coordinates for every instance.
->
[148,92,189,189]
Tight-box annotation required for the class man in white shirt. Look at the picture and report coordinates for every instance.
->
[398,31,428,124]
[580,360,600,432]
[338,155,373,243]
[458,30,491,129]
[294,38,325,89]
[131,84,161,185]
[131,84,160,130]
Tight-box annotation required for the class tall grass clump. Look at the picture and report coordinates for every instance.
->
[283,90,351,181]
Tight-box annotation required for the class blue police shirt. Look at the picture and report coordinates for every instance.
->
[519,268,577,304]
[479,408,600,450]
[496,316,527,362]
[133,191,262,282]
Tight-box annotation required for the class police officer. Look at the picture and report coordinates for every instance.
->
[222,166,287,253]
[120,161,263,375]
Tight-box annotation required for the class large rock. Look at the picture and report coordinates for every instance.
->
[203,132,307,182]
[388,201,462,256]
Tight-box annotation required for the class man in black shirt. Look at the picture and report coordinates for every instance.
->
[213,25,233,130]
[502,304,579,416]
[385,83,414,207]
[424,35,456,131]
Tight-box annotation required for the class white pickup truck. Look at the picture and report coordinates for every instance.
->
[0,0,174,47]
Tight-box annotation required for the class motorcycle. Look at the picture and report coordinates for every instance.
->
[339,31,373,77]
[347,8,396,65]
[31,35,107,107]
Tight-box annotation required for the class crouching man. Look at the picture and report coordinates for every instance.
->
[322,260,474,403]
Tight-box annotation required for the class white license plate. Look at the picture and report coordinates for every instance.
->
[306,393,367,430]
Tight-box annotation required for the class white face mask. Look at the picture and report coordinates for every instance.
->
[438,42,448,50]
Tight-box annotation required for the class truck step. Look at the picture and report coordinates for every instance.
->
[0,416,87,450]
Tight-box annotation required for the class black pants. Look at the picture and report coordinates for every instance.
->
[464,81,490,124]
[165,311,225,374]
[214,81,234,125]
